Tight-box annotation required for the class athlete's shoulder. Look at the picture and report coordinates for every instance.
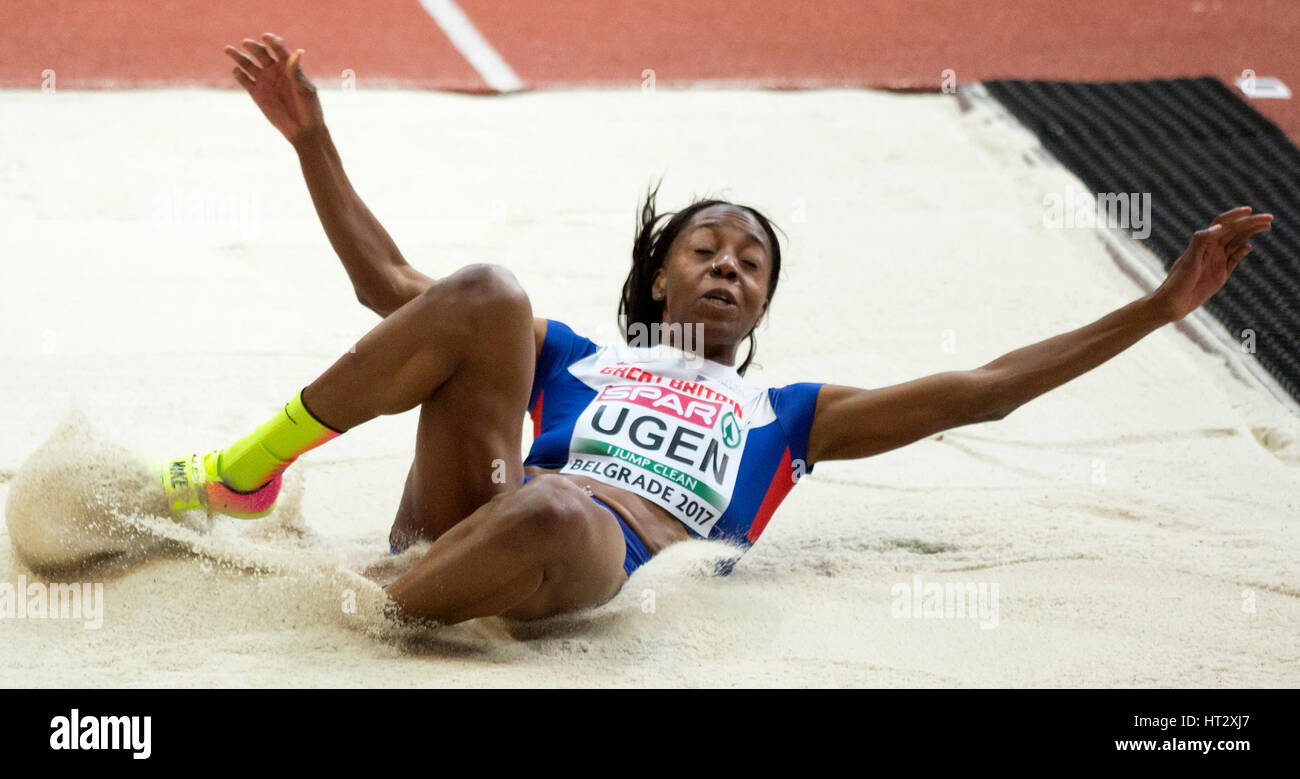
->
[767,381,824,410]
[765,381,824,471]
[532,320,601,398]
[539,319,601,353]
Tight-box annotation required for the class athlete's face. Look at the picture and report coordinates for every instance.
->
[652,204,772,364]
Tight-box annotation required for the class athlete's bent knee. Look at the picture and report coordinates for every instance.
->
[436,264,530,321]
[502,476,591,552]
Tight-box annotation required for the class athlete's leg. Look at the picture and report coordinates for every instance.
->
[303,263,530,431]
[386,377,528,551]
[164,263,533,528]
[312,264,535,548]
[384,475,628,624]
[300,263,535,549]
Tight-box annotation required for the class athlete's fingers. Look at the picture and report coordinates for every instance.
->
[262,32,292,62]
[242,38,276,68]
[232,67,255,90]
[1245,213,1275,234]
[288,49,310,84]
[1224,214,1273,253]
[1210,210,1250,243]
[224,45,258,74]
[1227,243,1252,274]
[1212,206,1251,228]
[1216,217,1248,251]
[1214,213,1257,247]
[1191,222,1223,249]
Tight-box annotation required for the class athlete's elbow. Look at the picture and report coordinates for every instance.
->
[981,404,1016,423]
[967,369,1017,423]
[354,287,375,310]
[354,288,390,318]
[955,404,1011,427]
[974,392,1020,423]
[356,277,414,318]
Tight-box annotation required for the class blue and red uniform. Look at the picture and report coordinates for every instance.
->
[527,319,822,576]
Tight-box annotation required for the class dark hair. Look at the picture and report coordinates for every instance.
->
[619,179,784,375]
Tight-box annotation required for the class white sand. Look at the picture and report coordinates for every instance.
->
[1,87,1297,687]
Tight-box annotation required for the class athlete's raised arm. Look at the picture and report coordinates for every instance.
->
[806,206,1273,464]
[224,33,432,317]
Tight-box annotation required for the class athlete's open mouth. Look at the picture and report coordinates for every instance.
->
[701,288,738,308]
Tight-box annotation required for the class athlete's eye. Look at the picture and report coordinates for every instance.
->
[694,248,715,256]
[741,259,759,270]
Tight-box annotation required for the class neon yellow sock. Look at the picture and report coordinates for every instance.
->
[216,390,341,492]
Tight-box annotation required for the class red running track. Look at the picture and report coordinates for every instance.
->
[1,0,1297,138]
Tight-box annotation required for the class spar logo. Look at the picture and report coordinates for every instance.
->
[597,384,722,427]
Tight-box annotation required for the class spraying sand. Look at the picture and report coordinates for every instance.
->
[0,87,1297,687]
[6,410,172,571]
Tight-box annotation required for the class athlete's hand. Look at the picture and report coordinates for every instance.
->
[1151,206,1273,322]
[224,32,324,145]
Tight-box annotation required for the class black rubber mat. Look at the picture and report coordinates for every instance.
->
[983,76,1300,406]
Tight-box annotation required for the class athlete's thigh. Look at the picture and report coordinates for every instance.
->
[389,305,535,549]
[499,489,629,621]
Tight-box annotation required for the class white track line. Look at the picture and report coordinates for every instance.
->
[419,0,523,92]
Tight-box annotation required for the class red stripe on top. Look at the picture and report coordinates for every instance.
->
[747,446,795,543]
[531,390,544,440]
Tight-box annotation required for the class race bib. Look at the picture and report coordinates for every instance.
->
[559,347,769,536]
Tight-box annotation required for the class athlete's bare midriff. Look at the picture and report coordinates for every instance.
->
[524,465,690,555]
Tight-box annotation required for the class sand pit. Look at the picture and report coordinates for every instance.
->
[1,87,1297,687]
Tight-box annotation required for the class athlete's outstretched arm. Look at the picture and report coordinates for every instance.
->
[292,126,434,316]
[225,32,433,317]
[806,206,1273,464]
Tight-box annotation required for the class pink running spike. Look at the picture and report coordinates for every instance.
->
[206,473,284,518]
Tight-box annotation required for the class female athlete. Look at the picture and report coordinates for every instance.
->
[159,33,1273,626]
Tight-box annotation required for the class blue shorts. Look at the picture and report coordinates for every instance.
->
[389,476,652,577]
